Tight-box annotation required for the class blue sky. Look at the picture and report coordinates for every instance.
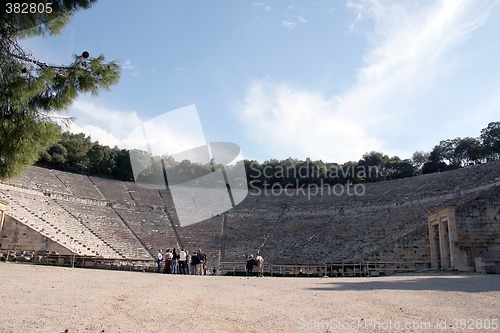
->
[21,0,500,163]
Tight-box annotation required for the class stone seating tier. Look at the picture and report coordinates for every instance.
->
[122,182,165,207]
[52,170,104,200]
[89,177,133,203]
[0,161,498,264]
[57,201,151,260]
[116,209,178,253]
[23,167,72,194]
[0,190,118,257]
[175,215,224,264]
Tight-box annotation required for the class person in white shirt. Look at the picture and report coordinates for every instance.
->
[255,251,265,277]
[164,248,173,274]
[156,249,163,273]
[178,248,187,274]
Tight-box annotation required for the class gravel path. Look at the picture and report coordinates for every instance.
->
[1,263,499,332]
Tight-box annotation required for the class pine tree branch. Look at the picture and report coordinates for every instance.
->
[1,33,71,70]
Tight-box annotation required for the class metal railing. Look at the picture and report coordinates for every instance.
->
[1,250,156,272]
[2,250,499,275]
[218,260,474,277]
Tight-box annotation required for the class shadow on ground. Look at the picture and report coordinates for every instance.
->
[307,274,500,293]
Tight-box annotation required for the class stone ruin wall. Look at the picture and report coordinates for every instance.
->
[362,188,499,270]
[426,186,500,273]
[455,187,500,270]
[363,225,431,268]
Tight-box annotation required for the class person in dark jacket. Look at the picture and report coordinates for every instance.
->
[190,251,200,275]
[246,254,256,276]
[197,249,206,275]
[172,248,179,274]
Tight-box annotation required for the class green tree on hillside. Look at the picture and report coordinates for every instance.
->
[358,151,389,181]
[411,151,430,171]
[481,121,500,161]
[385,156,415,179]
[59,132,92,167]
[0,0,120,179]
[88,143,116,175]
[455,137,484,166]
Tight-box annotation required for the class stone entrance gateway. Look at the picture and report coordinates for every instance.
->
[428,206,471,271]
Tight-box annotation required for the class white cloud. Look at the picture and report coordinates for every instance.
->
[127,105,207,157]
[66,100,142,148]
[122,59,141,77]
[67,102,212,159]
[238,1,498,162]
[68,123,122,147]
[239,79,382,162]
[282,20,296,29]
[282,16,307,29]
[252,2,271,12]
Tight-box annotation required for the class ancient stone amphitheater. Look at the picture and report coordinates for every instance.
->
[1,162,499,273]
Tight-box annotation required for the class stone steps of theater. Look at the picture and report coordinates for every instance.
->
[89,177,132,203]
[122,182,165,207]
[57,202,152,259]
[4,198,121,258]
[128,233,178,254]
[116,210,178,251]
[223,212,286,256]
[22,167,72,194]
[275,217,426,264]
[9,161,500,208]
[50,169,104,200]
[10,213,115,256]
[3,162,498,262]
[222,203,432,264]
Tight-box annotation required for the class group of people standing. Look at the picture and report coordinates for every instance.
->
[156,248,208,275]
[156,248,265,276]
[246,251,265,277]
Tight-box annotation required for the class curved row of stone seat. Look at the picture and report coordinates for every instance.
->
[175,214,224,265]
[1,161,498,264]
[89,176,134,203]
[57,201,152,260]
[224,201,434,264]
[122,182,165,207]
[293,205,431,263]
[22,167,72,194]
[52,170,105,200]
[222,161,500,264]
[4,173,32,188]
[7,162,500,208]
[224,214,279,260]
[271,162,500,208]
[115,208,178,253]
[0,189,119,257]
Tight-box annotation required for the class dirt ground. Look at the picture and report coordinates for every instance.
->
[1,263,499,333]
